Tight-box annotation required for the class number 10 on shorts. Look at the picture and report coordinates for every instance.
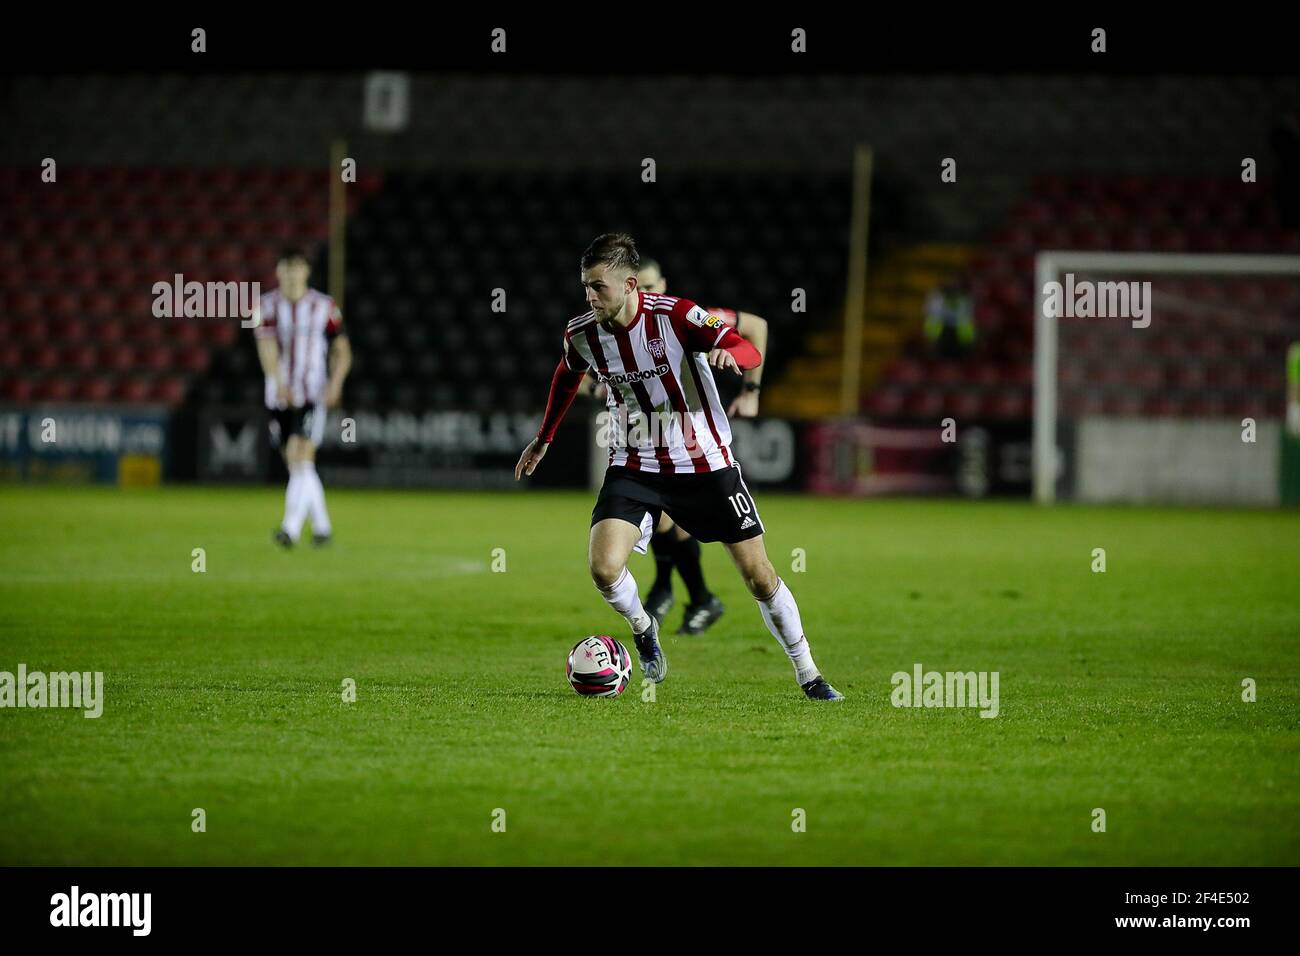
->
[728,493,752,517]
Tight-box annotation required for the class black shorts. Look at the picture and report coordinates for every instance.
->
[591,464,766,549]
[268,404,325,449]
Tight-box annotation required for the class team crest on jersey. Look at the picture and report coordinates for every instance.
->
[647,336,667,361]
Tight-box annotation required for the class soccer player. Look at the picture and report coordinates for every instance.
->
[634,258,770,636]
[254,246,352,548]
[515,234,842,701]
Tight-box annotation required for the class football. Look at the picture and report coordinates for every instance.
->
[566,636,632,697]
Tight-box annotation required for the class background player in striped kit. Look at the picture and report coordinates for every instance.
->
[515,233,842,701]
[254,246,352,548]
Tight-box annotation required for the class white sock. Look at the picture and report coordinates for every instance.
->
[596,567,652,635]
[282,471,298,531]
[281,462,311,541]
[758,577,819,684]
[303,462,331,536]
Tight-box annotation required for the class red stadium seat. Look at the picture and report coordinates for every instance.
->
[932,361,965,386]
[1100,393,1141,416]
[177,346,211,373]
[74,377,115,403]
[216,193,255,218]
[864,387,905,418]
[989,389,1030,420]
[52,317,94,342]
[909,388,946,420]
[0,342,22,369]
[1142,396,1180,417]
[952,389,983,419]
[137,345,174,372]
[172,321,202,346]
[1128,364,1162,390]
[103,344,136,370]
[972,361,1002,387]
[1186,395,1225,417]
[1006,363,1034,388]
[204,321,237,346]
[1151,227,1189,252]
[890,358,925,386]
[211,245,244,269]
[263,219,297,242]
[61,343,99,372]
[33,376,75,402]
[150,376,188,405]
[1068,392,1105,417]
[126,317,165,344]
[204,169,239,195]
[62,265,102,291]
[113,378,151,403]
[12,289,44,318]
[94,319,127,344]
[82,290,117,317]
[1031,175,1068,200]
[175,242,207,270]
[26,344,60,370]
[1071,225,1108,248]
[0,376,35,401]
[98,244,130,269]
[19,318,54,344]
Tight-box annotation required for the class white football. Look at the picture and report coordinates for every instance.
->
[566,636,632,697]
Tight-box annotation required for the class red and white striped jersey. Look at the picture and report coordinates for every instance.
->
[254,288,343,409]
[563,292,737,473]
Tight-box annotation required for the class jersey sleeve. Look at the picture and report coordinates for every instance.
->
[562,332,590,372]
[325,301,344,339]
[538,355,588,443]
[669,298,733,352]
[253,293,277,338]
[707,307,741,331]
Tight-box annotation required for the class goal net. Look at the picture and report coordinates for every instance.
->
[1033,252,1300,504]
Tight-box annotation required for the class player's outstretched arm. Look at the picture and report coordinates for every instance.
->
[674,301,762,372]
[736,313,768,380]
[517,356,585,479]
[707,326,762,374]
[515,438,550,479]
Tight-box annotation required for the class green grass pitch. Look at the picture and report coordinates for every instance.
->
[0,485,1297,865]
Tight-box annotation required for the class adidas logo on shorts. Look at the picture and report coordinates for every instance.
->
[739,516,756,530]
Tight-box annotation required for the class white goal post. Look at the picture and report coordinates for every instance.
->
[1033,251,1300,503]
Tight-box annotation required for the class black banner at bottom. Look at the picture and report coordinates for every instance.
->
[0,866,1283,943]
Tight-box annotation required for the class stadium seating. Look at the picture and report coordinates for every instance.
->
[863,176,1300,423]
[206,170,849,413]
[0,167,376,406]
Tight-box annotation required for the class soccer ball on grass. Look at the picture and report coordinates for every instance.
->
[566,636,632,697]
